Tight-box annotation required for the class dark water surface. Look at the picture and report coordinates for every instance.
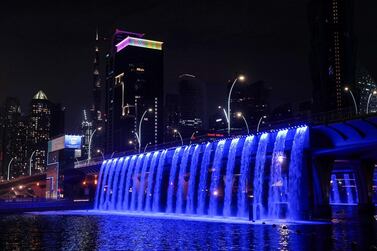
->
[0,207,376,250]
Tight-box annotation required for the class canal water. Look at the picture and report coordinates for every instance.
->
[0,206,375,250]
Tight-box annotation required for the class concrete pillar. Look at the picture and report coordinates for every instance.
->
[356,160,375,214]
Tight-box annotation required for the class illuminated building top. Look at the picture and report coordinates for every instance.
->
[33,90,48,100]
[116,36,163,52]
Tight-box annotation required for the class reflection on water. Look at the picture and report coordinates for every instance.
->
[0,207,376,250]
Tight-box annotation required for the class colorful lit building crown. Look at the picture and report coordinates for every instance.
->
[116,37,163,52]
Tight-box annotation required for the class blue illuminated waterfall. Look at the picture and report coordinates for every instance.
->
[94,126,309,220]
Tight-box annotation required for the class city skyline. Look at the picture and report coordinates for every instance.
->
[1,1,376,131]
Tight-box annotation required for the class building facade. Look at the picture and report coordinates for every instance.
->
[105,30,164,153]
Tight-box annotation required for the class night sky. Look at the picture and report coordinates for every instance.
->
[1,0,376,131]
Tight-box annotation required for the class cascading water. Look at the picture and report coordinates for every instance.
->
[122,156,138,210]
[330,174,341,204]
[223,138,240,217]
[186,144,202,214]
[288,126,308,219]
[268,130,288,219]
[144,151,160,212]
[237,135,255,218]
[176,146,192,214]
[344,173,357,205]
[197,143,212,215]
[94,161,106,210]
[152,150,168,212]
[95,126,310,221]
[108,158,124,210]
[137,153,152,211]
[208,139,227,216]
[252,133,269,219]
[130,154,146,211]
[166,147,183,213]
[116,157,130,210]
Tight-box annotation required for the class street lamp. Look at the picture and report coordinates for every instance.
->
[7,157,16,181]
[344,86,358,114]
[226,75,245,135]
[218,106,229,125]
[236,112,249,134]
[96,149,105,160]
[29,150,37,176]
[189,131,199,145]
[173,129,183,146]
[137,108,153,153]
[144,142,152,153]
[367,90,377,114]
[257,115,267,132]
[88,127,102,161]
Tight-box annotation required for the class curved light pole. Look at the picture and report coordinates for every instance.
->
[366,90,377,114]
[236,112,249,134]
[29,150,37,176]
[344,87,358,114]
[226,75,245,135]
[189,131,199,145]
[88,127,102,161]
[144,142,152,153]
[110,151,116,158]
[257,115,267,132]
[138,108,153,153]
[173,129,183,146]
[96,149,105,160]
[7,157,16,181]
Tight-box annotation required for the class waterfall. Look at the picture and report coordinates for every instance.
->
[330,174,341,204]
[344,173,356,204]
[122,156,138,210]
[166,147,183,213]
[288,126,307,219]
[223,138,241,217]
[116,157,130,210]
[99,160,114,210]
[94,161,106,210]
[104,159,118,209]
[108,158,124,210]
[208,139,227,216]
[236,135,255,218]
[144,151,160,212]
[268,130,288,219]
[186,144,202,214]
[152,150,168,212]
[176,146,192,214]
[137,153,152,211]
[252,133,269,220]
[130,154,146,211]
[197,143,212,215]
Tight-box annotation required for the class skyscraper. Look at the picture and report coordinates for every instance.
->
[104,29,163,153]
[355,66,377,114]
[308,0,356,113]
[91,29,102,127]
[30,90,51,173]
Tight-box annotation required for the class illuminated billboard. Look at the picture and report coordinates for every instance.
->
[48,135,82,152]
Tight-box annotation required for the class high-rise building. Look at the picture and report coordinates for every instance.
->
[104,29,163,153]
[81,109,93,158]
[0,97,28,179]
[30,90,51,173]
[308,0,356,113]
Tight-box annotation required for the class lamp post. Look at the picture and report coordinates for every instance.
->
[257,115,267,132]
[96,149,105,160]
[173,129,183,146]
[144,142,152,153]
[138,108,153,153]
[29,150,36,176]
[7,157,16,181]
[189,131,199,145]
[110,152,116,158]
[344,87,358,114]
[366,90,377,114]
[88,127,102,161]
[236,112,249,134]
[226,75,245,135]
